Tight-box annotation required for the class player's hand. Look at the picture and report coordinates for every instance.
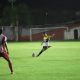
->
[52,34,55,37]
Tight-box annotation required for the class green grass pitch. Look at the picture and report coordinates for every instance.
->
[0,41,80,80]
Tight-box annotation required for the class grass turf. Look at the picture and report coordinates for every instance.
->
[0,41,80,80]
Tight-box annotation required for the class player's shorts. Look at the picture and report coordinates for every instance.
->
[0,47,9,59]
[43,46,48,49]
[43,42,49,46]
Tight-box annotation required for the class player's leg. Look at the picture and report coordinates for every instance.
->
[48,46,52,48]
[2,52,13,74]
[36,46,47,57]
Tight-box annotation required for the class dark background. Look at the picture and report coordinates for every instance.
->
[0,0,80,26]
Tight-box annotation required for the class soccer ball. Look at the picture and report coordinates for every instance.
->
[32,52,35,57]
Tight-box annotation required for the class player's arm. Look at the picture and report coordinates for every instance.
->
[5,42,9,54]
[49,34,55,38]
[3,42,9,54]
[47,34,55,40]
[2,36,9,54]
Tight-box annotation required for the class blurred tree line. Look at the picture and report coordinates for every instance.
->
[0,1,32,26]
[0,0,78,27]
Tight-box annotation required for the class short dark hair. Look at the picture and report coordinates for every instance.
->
[43,32,46,34]
[0,29,3,35]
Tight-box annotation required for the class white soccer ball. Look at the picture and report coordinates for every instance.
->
[32,53,35,57]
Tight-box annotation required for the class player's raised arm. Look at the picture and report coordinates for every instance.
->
[48,33,55,40]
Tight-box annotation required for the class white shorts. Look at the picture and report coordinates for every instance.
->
[43,42,49,47]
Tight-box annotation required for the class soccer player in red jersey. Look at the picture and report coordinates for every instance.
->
[0,29,13,74]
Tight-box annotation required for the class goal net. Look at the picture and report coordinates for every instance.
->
[30,27,68,41]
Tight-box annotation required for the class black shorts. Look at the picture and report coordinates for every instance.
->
[43,46,48,49]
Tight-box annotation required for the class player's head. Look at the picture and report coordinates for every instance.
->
[43,32,48,40]
[43,32,47,36]
[0,29,3,35]
[43,32,46,34]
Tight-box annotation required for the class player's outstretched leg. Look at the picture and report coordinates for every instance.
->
[8,59,13,74]
[36,47,47,57]
[36,46,51,57]
[48,46,52,48]
[36,49,44,57]
[2,52,13,74]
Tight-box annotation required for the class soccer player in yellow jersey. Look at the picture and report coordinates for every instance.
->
[36,32,55,57]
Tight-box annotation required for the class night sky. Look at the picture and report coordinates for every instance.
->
[0,0,80,10]
[0,0,80,25]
